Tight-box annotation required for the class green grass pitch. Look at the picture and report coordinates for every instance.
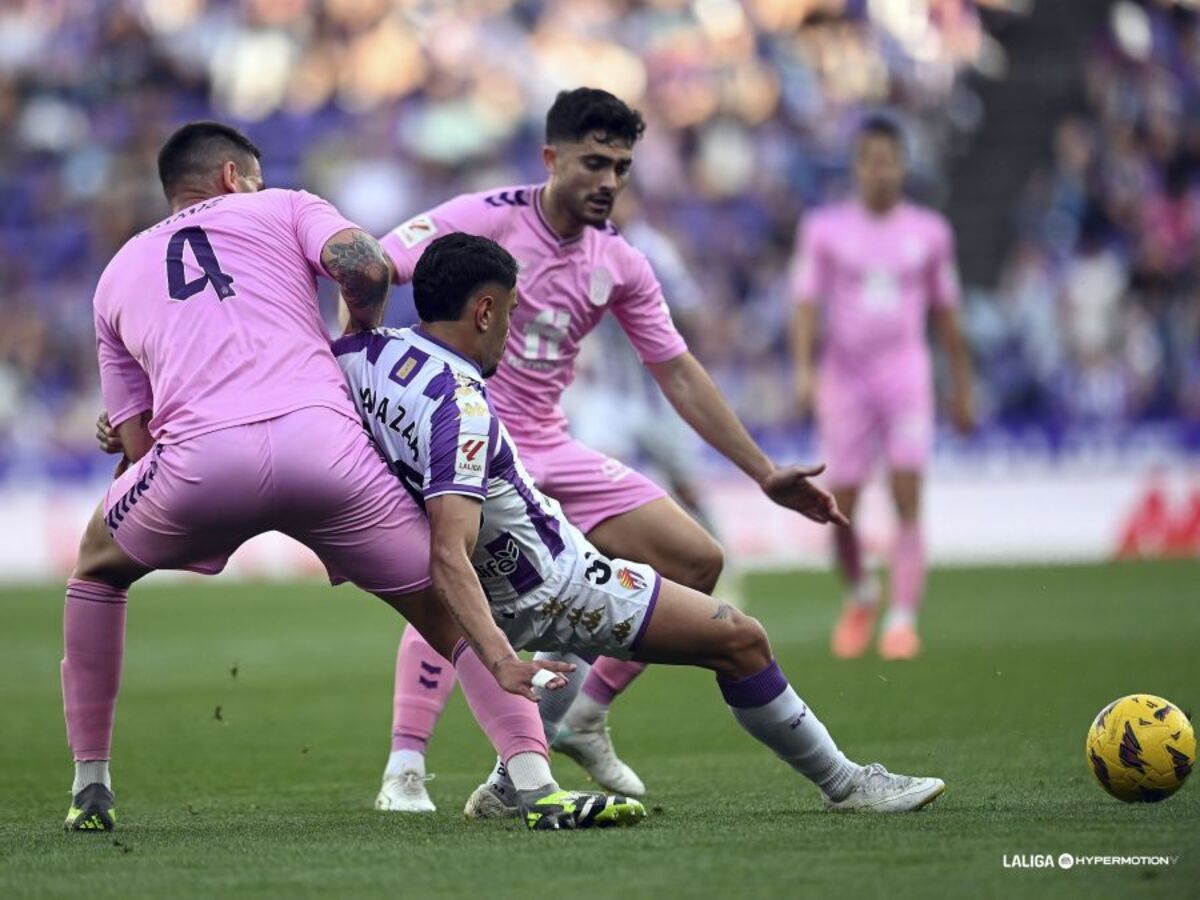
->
[1,561,1197,898]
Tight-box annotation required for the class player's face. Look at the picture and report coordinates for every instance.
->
[547,132,634,227]
[854,134,904,211]
[480,284,518,378]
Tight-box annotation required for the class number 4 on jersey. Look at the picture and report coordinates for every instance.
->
[166,226,236,301]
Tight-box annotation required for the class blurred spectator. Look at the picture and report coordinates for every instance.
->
[991,0,1200,428]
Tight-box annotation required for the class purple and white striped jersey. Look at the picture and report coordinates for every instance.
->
[332,326,570,606]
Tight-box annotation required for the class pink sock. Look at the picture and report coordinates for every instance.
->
[61,578,128,761]
[890,522,926,616]
[833,524,864,587]
[451,640,547,764]
[581,658,647,707]
[391,625,457,753]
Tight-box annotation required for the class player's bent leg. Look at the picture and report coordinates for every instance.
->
[555,496,724,792]
[63,504,152,832]
[881,470,925,660]
[378,590,644,830]
[586,496,724,593]
[633,579,944,812]
[828,484,880,660]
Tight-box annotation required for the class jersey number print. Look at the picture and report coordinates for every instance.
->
[166,226,236,301]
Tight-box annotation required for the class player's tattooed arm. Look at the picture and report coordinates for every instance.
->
[711,603,734,621]
[321,228,392,330]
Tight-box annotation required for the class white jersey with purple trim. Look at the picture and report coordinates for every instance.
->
[333,325,661,656]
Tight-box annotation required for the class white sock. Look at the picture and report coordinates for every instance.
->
[852,574,880,607]
[504,751,556,793]
[73,760,111,794]
[720,666,861,800]
[385,749,426,777]
[563,691,609,732]
[883,607,916,629]
[532,652,592,743]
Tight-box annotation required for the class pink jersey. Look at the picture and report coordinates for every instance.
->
[379,184,687,447]
[792,200,960,376]
[94,189,362,443]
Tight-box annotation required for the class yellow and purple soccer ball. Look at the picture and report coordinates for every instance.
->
[1086,694,1195,802]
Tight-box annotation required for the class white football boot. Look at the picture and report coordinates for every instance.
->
[823,763,945,812]
[462,781,519,821]
[552,725,646,798]
[375,770,436,813]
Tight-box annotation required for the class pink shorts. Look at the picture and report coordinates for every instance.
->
[103,407,431,596]
[816,368,933,488]
[518,437,667,534]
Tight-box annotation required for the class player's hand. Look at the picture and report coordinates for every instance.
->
[491,656,575,702]
[794,367,817,422]
[96,411,123,455]
[760,464,850,527]
[950,390,976,435]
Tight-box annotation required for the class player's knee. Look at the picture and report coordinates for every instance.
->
[720,611,772,678]
[680,536,724,594]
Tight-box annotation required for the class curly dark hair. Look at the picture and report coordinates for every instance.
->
[413,233,519,322]
[545,87,646,146]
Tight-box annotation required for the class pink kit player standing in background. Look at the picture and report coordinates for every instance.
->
[370,88,847,815]
[790,116,975,663]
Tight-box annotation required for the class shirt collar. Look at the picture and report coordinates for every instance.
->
[533,185,587,249]
[404,326,484,378]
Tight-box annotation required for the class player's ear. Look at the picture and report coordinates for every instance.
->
[473,293,495,333]
[542,144,557,175]
[218,160,239,194]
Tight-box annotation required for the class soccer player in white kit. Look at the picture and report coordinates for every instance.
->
[335,232,947,820]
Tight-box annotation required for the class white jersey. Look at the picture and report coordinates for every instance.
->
[333,326,569,605]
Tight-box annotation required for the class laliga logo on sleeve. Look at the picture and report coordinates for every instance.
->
[455,436,487,479]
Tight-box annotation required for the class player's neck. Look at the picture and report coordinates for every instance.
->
[539,186,586,241]
[417,322,484,370]
[859,195,901,217]
[169,189,224,213]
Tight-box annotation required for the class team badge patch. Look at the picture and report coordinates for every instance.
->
[589,267,614,307]
[616,567,646,591]
[393,214,438,249]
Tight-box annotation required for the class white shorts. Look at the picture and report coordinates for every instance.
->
[494,524,661,659]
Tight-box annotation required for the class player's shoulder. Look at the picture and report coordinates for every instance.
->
[902,201,953,234]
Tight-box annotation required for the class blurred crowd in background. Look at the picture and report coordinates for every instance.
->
[980,0,1200,433]
[0,0,1195,479]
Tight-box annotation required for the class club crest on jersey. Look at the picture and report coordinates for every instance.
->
[616,567,646,591]
[393,214,438,249]
[456,434,488,479]
[588,267,614,307]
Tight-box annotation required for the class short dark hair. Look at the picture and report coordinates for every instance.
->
[545,88,646,146]
[413,233,519,323]
[857,114,903,150]
[157,121,262,197]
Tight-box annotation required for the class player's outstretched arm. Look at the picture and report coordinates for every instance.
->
[648,351,848,526]
[321,229,392,333]
[426,493,575,700]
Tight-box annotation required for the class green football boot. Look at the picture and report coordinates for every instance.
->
[64,783,116,832]
[520,785,645,831]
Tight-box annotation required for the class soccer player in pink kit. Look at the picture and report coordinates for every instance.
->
[65,121,606,832]
[372,88,844,812]
[790,117,975,661]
